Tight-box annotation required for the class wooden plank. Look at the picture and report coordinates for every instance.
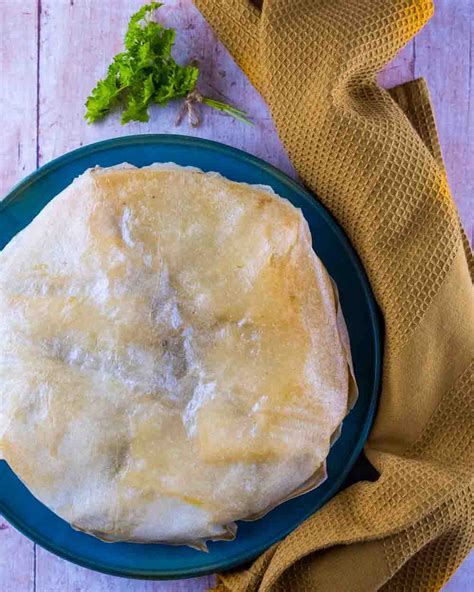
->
[0,0,38,196]
[0,520,35,592]
[378,40,415,89]
[36,546,212,591]
[0,2,37,589]
[414,0,473,240]
[37,0,294,176]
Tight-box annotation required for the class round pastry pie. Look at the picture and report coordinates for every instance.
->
[0,164,356,547]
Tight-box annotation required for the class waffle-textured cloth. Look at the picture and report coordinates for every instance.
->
[193,1,474,590]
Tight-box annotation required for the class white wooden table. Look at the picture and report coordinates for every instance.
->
[0,1,472,590]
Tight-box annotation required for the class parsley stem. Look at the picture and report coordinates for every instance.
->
[201,97,254,126]
[85,2,252,127]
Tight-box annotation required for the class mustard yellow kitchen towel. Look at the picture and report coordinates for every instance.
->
[193,1,474,590]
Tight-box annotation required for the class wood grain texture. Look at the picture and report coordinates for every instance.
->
[0,1,472,590]
[37,0,294,175]
[0,0,38,193]
[378,40,415,89]
[36,546,213,592]
[0,3,37,589]
[413,0,473,240]
[0,520,35,592]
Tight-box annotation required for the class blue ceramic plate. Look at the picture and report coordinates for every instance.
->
[0,135,381,579]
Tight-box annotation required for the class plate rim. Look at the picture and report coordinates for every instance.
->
[0,134,382,580]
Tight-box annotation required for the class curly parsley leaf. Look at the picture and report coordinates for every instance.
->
[85,2,251,126]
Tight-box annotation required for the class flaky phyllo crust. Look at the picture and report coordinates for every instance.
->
[0,164,356,548]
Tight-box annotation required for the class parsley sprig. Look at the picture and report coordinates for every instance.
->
[85,2,252,126]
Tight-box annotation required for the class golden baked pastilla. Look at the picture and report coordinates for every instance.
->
[0,164,356,547]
